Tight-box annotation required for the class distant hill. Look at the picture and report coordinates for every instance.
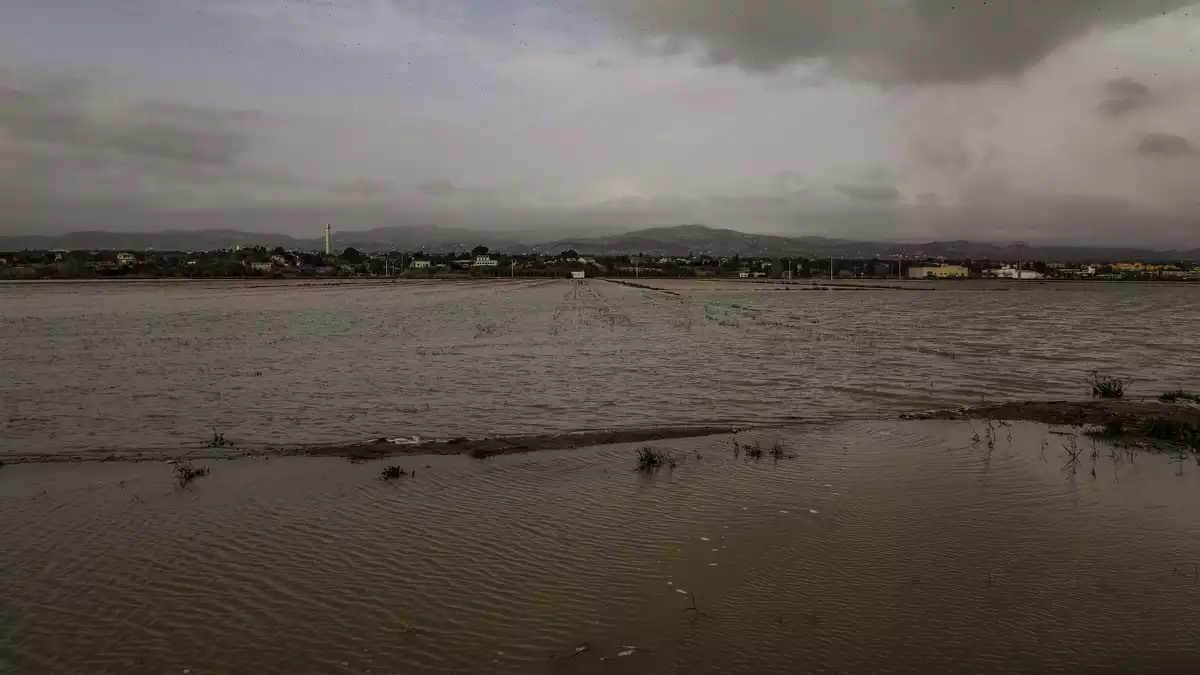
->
[539,225,1200,262]
[1,224,1196,262]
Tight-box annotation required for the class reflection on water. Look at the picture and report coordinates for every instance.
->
[4,421,1200,673]
[2,279,1199,459]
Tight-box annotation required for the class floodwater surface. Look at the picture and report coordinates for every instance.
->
[3,279,1199,459]
[5,280,1200,673]
[3,421,1200,674]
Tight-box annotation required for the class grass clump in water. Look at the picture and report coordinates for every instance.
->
[1086,371,1130,399]
[206,429,233,448]
[1159,389,1200,403]
[1143,418,1199,447]
[733,438,789,461]
[635,446,675,472]
[174,460,210,487]
[380,465,407,480]
[1087,416,1199,451]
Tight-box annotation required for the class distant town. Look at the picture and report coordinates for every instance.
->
[2,243,1198,281]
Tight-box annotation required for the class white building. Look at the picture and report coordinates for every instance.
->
[116,252,137,266]
[989,265,1044,280]
[410,260,431,269]
[473,256,498,267]
[571,271,585,279]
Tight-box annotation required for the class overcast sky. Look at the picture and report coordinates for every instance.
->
[1,0,1199,245]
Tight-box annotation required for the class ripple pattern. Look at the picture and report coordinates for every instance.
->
[3,279,1200,458]
[4,422,1200,673]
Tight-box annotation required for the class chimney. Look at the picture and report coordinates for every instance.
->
[325,224,331,256]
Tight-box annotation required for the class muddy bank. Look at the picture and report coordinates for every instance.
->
[305,425,746,461]
[901,399,1200,450]
[8,400,1196,466]
[599,278,681,296]
[3,425,755,464]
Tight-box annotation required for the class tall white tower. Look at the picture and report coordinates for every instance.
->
[324,224,331,255]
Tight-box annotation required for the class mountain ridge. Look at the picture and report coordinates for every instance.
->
[1,225,1196,262]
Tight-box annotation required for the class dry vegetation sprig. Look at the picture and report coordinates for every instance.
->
[174,460,210,487]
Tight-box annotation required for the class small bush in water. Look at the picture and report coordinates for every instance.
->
[1087,371,1129,399]
[380,465,407,480]
[635,447,675,472]
[174,460,210,487]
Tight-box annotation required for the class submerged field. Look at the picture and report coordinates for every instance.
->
[4,279,1200,673]
[5,421,1200,674]
[2,278,1198,460]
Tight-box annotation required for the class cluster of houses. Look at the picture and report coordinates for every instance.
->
[902,262,1199,280]
[3,246,1199,281]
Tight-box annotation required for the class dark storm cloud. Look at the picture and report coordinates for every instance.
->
[0,68,258,165]
[1101,77,1153,115]
[605,0,1191,82]
[1138,133,1194,156]
[835,183,901,202]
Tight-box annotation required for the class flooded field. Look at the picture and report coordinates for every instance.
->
[4,421,1200,674]
[2,279,1199,460]
[4,279,1200,673]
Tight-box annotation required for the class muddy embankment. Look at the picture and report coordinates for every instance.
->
[8,400,1197,465]
[310,426,745,461]
[902,399,1200,451]
[2,425,752,464]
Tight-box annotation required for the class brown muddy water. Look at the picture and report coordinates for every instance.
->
[4,421,1200,674]
[2,278,1199,460]
[4,279,1200,673]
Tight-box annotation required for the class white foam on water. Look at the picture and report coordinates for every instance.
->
[387,436,424,446]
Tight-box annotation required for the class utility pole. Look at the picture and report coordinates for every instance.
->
[829,257,833,281]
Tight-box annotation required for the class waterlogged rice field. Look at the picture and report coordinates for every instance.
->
[4,279,1200,674]
[2,278,1198,459]
[4,421,1200,674]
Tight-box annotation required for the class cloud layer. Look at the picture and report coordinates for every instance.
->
[0,68,258,165]
[605,0,1193,83]
[0,1,1198,246]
